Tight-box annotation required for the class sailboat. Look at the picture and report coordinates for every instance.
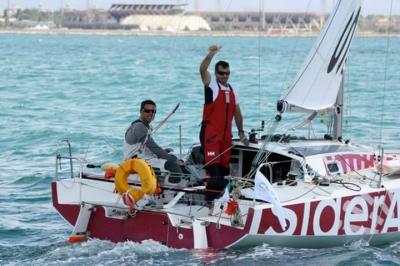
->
[52,0,400,249]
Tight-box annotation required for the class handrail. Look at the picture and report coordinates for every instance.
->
[55,155,85,180]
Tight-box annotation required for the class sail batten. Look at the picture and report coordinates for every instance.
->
[279,0,363,113]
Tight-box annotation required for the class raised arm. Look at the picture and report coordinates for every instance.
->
[200,45,221,87]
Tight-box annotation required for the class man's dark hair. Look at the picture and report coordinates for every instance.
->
[140,99,156,111]
[215,60,229,72]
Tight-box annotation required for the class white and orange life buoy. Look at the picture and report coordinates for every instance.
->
[114,159,157,205]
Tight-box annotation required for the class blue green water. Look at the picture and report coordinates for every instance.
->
[0,34,399,265]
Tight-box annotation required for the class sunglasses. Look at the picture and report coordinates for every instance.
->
[217,70,230,76]
[142,109,156,114]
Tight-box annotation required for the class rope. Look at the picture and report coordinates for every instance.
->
[250,117,280,170]
[258,0,262,122]
[368,1,394,244]
[194,144,235,171]
[378,0,394,145]
[279,0,313,95]
[345,58,352,136]
[122,188,136,212]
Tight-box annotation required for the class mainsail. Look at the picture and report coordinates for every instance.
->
[278,0,362,113]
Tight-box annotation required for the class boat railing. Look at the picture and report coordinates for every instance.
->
[55,155,86,181]
[54,139,86,180]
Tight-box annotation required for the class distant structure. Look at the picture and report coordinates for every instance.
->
[62,4,211,31]
[109,4,185,20]
[59,3,328,33]
[190,11,326,33]
[62,8,119,29]
[109,4,210,31]
[1,1,399,35]
[121,15,211,31]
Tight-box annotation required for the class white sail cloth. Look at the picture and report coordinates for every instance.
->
[279,0,362,112]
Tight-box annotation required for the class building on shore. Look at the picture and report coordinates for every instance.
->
[188,11,326,34]
[62,4,210,31]
[110,4,210,31]
[62,8,120,29]
[3,3,398,35]
[60,4,326,34]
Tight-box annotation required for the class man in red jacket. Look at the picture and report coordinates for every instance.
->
[199,45,246,200]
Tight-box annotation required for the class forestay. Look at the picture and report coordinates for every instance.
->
[278,0,362,113]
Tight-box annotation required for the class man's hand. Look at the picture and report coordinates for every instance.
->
[239,131,249,146]
[209,45,221,55]
[239,131,246,140]
[177,159,186,166]
[200,45,221,86]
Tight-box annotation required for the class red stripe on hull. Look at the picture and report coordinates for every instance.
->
[52,182,253,249]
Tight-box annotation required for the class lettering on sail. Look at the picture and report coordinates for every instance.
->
[256,191,400,236]
[327,7,362,74]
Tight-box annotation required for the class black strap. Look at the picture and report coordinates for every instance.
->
[131,119,142,125]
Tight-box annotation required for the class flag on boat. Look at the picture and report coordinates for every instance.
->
[254,167,287,231]
[218,182,232,204]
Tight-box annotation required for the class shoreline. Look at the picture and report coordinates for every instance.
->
[0,28,397,37]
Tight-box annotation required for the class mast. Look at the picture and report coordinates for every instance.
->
[333,74,344,139]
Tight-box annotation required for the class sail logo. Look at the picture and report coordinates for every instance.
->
[327,7,361,74]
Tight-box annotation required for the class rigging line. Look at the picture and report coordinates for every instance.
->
[345,60,352,136]
[101,136,118,152]
[194,144,235,171]
[245,117,314,179]
[378,0,394,145]
[335,153,380,184]
[283,0,343,99]
[258,0,263,122]
[246,122,301,179]
[222,0,234,34]
[250,119,279,169]
[279,0,316,96]
[166,5,189,149]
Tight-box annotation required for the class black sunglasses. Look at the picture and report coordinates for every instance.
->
[142,109,156,114]
[217,70,230,76]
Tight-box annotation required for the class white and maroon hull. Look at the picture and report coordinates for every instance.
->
[52,174,400,249]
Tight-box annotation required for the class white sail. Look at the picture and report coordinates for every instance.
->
[278,0,362,113]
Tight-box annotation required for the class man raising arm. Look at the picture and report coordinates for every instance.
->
[199,45,246,200]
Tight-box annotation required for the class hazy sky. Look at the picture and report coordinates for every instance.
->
[1,0,399,15]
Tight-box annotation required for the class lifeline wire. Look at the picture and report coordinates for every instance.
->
[378,0,394,145]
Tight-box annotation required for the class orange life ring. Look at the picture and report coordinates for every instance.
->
[114,158,157,203]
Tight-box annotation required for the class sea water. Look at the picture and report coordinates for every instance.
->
[0,34,399,265]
